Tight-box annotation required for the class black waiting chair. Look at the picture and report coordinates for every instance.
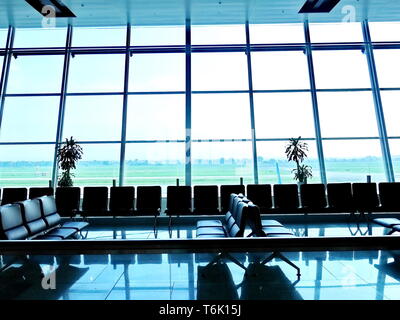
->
[326,183,355,214]
[109,186,135,216]
[135,186,161,234]
[371,183,400,230]
[18,199,76,240]
[0,204,30,240]
[352,183,380,215]
[193,185,220,215]
[2,188,28,205]
[165,186,192,216]
[166,186,192,233]
[82,187,109,217]
[135,186,161,216]
[29,187,54,200]
[378,182,400,212]
[246,184,273,214]
[299,183,327,214]
[55,187,81,218]
[272,184,301,214]
[38,195,88,233]
[220,185,245,214]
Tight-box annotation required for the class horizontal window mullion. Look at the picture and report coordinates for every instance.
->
[65,92,124,96]
[321,137,380,140]
[127,91,185,95]
[0,142,56,145]
[256,138,316,142]
[4,93,61,97]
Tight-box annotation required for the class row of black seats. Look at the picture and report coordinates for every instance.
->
[249,182,400,215]
[0,185,248,217]
[2,182,400,218]
[0,195,89,240]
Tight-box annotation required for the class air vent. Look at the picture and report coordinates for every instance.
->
[299,0,341,13]
[26,0,76,18]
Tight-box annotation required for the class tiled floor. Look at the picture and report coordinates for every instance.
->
[1,222,400,300]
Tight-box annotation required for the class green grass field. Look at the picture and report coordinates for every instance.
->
[0,157,392,188]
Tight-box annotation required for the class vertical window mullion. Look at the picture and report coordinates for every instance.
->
[51,25,72,187]
[185,19,192,186]
[362,20,394,182]
[119,23,131,186]
[245,21,259,184]
[304,20,327,184]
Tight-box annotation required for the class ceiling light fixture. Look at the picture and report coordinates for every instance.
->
[299,0,341,13]
[25,0,76,18]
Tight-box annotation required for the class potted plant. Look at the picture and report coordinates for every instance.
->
[285,136,312,184]
[57,136,83,187]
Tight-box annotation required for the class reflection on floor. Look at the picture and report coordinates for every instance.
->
[1,222,400,300]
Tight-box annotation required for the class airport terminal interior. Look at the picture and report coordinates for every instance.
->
[3,0,400,301]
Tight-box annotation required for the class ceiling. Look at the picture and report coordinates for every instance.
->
[0,0,400,28]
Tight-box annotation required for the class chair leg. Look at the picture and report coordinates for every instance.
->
[153,214,158,238]
[168,215,172,238]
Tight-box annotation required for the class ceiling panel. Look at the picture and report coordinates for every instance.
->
[0,0,399,28]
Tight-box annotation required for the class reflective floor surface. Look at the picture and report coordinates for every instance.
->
[1,222,400,300]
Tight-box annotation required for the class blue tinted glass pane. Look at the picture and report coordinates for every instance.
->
[192,52,248,91]
[129,53,185,92]
[309,22,363,43]
[126,95,185,140]
[256,140,320,184]
[323,140,385,183]
[192,141,254,185]
[251,51,309,90]
[0,29,8,48]
[374,49,400,88]
[68,54,125,93]
[381,91,400,136]
[73,144,120,186]
[124,142,185,194]
[318,92,378,138]
[312,50,370,89]
[131,25,185,46]
[254,93,315,139]
[369,22,400,42]
[192,94,251,139]
[63,96,123,141]
[389,140,400,182]
[250,23,305,44]
[0,144,54,187]
[72,27,127,47]
[14,28,67,48]
[7,55,64,93]
[191,24,245,45]
[0,97,59,142]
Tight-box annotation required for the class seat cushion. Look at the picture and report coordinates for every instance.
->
[196,227,225,237]
[35,235,63,240]
[197,220,223,228]
[266,234,296,238]
[196,234,227,239]
[261,220,283,227]
[5,226,29,240]
[46,227,76,239]
[61,221,89,231]
[262,226,294,236]
[27,219,47,235]
[45,212,61,228]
